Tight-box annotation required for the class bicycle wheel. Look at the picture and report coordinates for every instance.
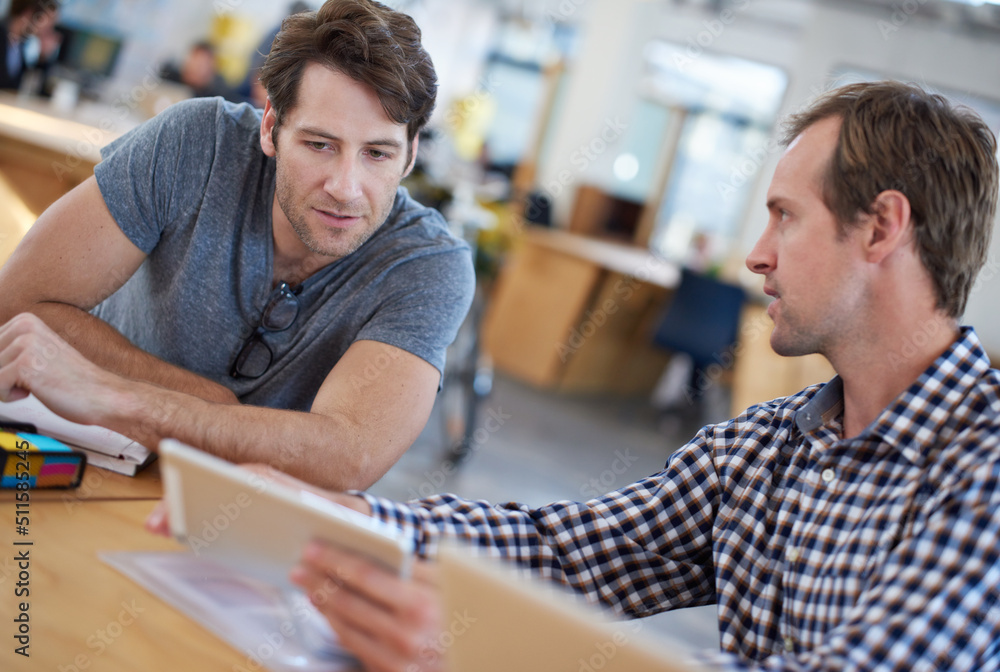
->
[439,286,492,465]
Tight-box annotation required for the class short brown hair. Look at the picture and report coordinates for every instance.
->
[259,0,437,146]
[783,81,999,318]
[10,0,57,19]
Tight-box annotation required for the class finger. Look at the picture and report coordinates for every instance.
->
[302,541,415,613]
[332,615,427,672]
[0,386,29,403]
[290,561,343,606]
[293,551,440,659]
[330,576,432,659]
[0,337,34,399]
[0,313,60,355]
[291,562,421,671]
[144,500,171,536]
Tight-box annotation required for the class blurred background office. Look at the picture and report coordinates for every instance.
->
[2,0,1000,507]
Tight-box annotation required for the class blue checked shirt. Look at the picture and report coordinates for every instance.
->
[360,328,1000,670]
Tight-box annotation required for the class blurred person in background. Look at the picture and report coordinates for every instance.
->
[243,1,312,108]
[160,40,246,103]
[0,0,59,91]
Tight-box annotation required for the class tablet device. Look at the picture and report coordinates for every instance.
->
[159,439,413,587]
[438,544,706,672]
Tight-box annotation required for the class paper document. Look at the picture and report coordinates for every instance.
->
[0,394,149,461]
[102,550,359,671]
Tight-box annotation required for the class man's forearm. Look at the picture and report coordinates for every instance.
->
[31,303,239,405]
[1,315,431,491]
[105,382,384,490]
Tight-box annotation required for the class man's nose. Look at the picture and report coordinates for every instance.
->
[324,155,363,203]
[745,232,775,276]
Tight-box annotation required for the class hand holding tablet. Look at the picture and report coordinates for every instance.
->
[157,439,413,587]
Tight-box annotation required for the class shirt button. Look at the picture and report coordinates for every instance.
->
[784,637,795,652]
[821,468,835,483]
[787,548,799,562]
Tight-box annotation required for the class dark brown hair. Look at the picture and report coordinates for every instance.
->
[782,81,998,318]
[259,0,436,147]
[10,0,58,19]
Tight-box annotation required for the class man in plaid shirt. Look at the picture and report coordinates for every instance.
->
[284,81,1000,671]
[12,80,1000,668]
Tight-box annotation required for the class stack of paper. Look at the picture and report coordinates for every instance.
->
[0,395,154,476]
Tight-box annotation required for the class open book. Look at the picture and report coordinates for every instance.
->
[0,394,153,476]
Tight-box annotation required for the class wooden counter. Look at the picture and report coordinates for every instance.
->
[0,92,137,247]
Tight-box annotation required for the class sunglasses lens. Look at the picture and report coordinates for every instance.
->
[261,291,299,331]
[233,337,273,379]
[231,284,299,379]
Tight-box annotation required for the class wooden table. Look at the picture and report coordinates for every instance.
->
[0,499,250,671]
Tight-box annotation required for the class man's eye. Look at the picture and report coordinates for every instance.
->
[367,149,388,160]
[306,141,328,150]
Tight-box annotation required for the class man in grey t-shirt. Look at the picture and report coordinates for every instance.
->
[0,0,474,489]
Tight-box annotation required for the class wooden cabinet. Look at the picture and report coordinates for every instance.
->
[481,227,676,394]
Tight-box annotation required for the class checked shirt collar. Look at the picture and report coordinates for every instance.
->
[793,326,990,466]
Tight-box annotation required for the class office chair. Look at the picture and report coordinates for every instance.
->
[650,268,746,425]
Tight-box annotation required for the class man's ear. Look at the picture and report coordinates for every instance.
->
[260,98,278,158]
[864,189,912,264]
[402,133,420,178]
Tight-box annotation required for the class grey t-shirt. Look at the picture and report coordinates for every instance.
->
[92,98,474,411]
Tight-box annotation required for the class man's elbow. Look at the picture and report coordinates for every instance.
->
[308,426,388,492]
